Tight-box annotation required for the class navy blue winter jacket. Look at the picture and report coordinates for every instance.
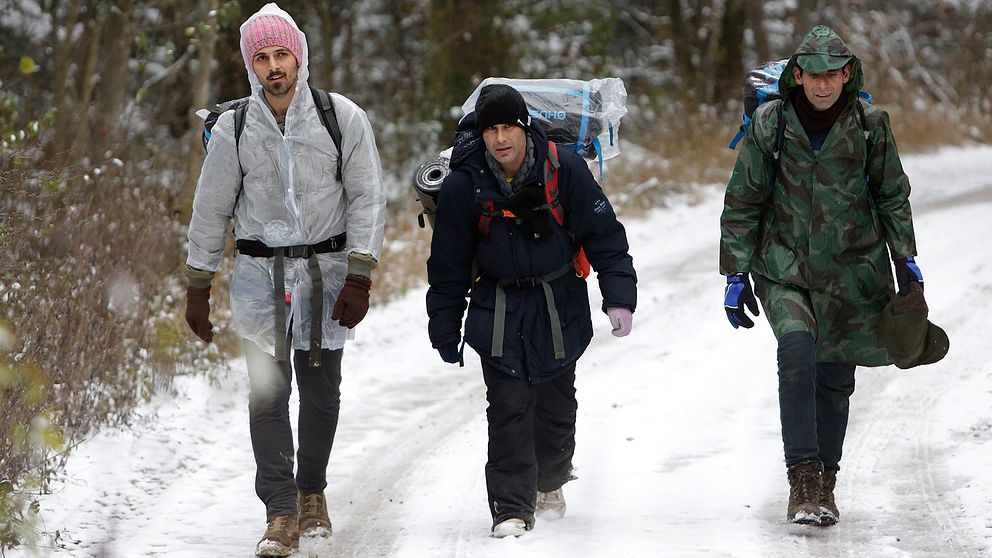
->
[426,116,636,383]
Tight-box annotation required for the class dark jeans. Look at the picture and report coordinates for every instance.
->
[777,331,856,472]
[243,340,343,521]
[482,361,577,529]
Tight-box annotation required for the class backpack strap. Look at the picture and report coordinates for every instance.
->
[767,100,787,192]
[233,102,249,149]
[856,97,882,193]
[479,201,496,236]
[772,101,786,163]
[544,142,564,225]
[856,99,867,137]
[310,87,344,183]
[492,261,574,360]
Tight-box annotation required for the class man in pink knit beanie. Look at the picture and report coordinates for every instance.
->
[185,3,386,557]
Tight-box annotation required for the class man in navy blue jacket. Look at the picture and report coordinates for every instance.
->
[426,84,637,538]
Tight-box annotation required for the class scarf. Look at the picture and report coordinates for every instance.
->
[486,135,536,198]
[791,88,848,135]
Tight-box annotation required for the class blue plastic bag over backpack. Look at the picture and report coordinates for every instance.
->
[728,58,874,149]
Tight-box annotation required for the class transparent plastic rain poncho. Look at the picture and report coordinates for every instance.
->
[460,77,628,162]
[186,3,386,355]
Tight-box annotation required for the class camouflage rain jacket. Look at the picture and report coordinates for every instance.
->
[719,26,917,366]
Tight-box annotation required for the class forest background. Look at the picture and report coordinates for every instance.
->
[0,0,989,549]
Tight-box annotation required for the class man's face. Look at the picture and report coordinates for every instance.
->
[794,65,850,111]
[482,123,527,176]
[252,45,299,98]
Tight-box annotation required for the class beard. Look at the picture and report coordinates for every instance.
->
[261,72,296,97]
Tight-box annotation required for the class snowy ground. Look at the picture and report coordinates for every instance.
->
[11,145,992,558]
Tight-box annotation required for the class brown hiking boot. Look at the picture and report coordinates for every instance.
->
[786,460,823,525]
[255,514,299,557]
[299,490,333,537]
[819,470,839,525]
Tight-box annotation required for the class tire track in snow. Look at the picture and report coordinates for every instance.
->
[329,377,483,558]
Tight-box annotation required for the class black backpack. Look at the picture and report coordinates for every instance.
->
[201,86,344,182]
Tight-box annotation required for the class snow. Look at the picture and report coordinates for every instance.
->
[11,145,992,557]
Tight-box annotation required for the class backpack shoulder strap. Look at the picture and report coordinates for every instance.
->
[857,98,886,196]
[762,100,787,192]
[545,142,564,225]
[479,201,495,237]
[772,100,786,163]
[856,97,872,138]
[233,102,249,149]
[310,87,344,183]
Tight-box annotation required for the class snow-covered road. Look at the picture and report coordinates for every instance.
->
[13,145,992,558]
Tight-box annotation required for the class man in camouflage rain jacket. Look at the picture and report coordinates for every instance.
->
[719,25,925,526]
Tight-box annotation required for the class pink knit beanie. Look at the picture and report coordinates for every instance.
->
[242,14,302,65]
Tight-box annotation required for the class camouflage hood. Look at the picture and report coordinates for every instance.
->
[779,25,864,96]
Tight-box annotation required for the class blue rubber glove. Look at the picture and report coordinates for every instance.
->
[724,273,760,329]
[894,257,923,295]
[436,343,460,364]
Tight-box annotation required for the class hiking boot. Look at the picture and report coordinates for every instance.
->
[299,490,333,537]
[492,518,527,538]
[255,515,299,557]
[819,470,839,526]
[786,460,823,525]
[536,488,567,519]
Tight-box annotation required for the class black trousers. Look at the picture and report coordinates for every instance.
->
[243,340,343,521]
[482,361,577,529]
[777,330,856,472]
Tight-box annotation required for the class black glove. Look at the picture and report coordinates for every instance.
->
[436,343,460,364]
[507,184,553,238]
[724,273,760,329]
[894,257,923,296]
[185,286,213,343]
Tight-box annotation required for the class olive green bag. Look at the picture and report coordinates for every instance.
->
[878,284,950,369]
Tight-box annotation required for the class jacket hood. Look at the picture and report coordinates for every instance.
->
[239,3,309,99]
[449,112,485,169]
[779,25,864,97]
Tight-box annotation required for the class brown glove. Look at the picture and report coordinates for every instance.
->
[331,274,372,328]
[185,286,213,343]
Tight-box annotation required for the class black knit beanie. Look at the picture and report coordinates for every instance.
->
[475,84,531,132]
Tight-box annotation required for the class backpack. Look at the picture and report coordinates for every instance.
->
[728,58,789,150]
[414,77,628,230]
[462,78,628,168]
[199,86,344,182]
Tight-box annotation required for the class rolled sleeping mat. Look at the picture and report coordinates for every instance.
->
[412,156,450,229]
